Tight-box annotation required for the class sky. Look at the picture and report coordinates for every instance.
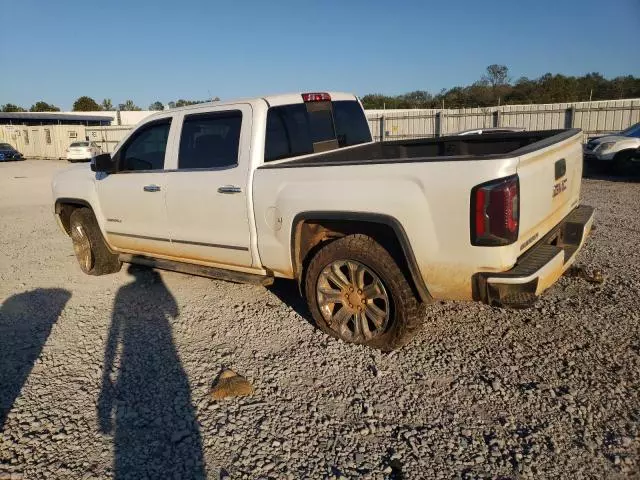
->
[1,0,639,110]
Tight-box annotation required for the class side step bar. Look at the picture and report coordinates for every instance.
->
[119,254,274,286]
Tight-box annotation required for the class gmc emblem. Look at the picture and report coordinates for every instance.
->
[553,178,567,198]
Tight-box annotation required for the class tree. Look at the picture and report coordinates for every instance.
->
[149,101,164,111]
[120,100,141,111]
[30,101,60,112]
[483,64,510,88]
[1,103,26,112]
[168,98,217,108]
[101,98,113,110]
[73,96,101,111]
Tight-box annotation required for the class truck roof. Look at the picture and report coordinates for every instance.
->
[155,91,358,115]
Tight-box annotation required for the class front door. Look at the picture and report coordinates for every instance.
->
[164,105,254,268]
[96,118,175,256]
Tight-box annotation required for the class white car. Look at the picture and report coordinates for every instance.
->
[583,122,640,173]
[66,141,102,162]
[52,91,593,350]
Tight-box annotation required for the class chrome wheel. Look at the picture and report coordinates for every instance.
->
[71,223,93,272]
[316,260,390,342]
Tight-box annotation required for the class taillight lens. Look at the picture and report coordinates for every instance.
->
[302,92,331,102]
[471,175,519,246]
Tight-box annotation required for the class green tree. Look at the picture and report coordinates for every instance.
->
[1,103,26,112]
[73,96,101,111]
[149,101,164,111]
[483,64,510,88]
[120,100,141,111]
[101,98,113,110]
[29,101,60,112]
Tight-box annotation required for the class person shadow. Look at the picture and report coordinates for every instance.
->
[0,288,71,430]
[98,264,205,479]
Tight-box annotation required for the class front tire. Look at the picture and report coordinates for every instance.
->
[613,151,637,176]
[69,208,121,275]
[304,234,423,351]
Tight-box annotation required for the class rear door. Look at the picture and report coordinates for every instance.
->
[516,131,583,250]
[163,104,254,267]
[95,117,175,255]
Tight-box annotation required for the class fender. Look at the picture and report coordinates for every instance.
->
[291,211,431,302]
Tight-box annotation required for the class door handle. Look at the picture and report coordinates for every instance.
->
[143,184,161,192]
[217,185,242,194]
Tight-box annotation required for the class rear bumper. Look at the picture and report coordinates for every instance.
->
[475,205,595,306]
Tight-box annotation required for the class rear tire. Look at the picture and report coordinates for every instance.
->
[304,234,423,351]
[69,208,121,275]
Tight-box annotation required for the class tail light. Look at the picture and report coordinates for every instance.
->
[302,92,331,102]
[471,175,519,246]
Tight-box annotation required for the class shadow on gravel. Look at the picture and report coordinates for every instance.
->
[0,288,71,430]
[583,163,640,183]
[98,264,205,479]
[267,279,316,328]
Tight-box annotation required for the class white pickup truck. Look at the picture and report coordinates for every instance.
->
[52,92,594,350]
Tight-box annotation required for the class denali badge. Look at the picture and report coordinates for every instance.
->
[553,179,567,198]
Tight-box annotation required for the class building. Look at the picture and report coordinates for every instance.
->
[0,112,113,126]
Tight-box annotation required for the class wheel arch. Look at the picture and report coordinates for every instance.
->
[290,211,431,302]
[54,198,93,236]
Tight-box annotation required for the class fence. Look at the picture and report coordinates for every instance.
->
[2,98,638,159]
[366,98,640,143]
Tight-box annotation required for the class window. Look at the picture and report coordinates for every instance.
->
[332,100,372,147]
[69,131,77,139]
[119,120,171,172]
[44,129,51,144]
[178,111,241,169]
[71,142,89,147]
[23,130,29,145]
[265,105,313,162]
[264,100,371,162]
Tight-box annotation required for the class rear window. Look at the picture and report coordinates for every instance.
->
[70,142,89,147]
[264,100,371,162]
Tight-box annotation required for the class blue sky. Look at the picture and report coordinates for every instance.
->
[1,0,638,110]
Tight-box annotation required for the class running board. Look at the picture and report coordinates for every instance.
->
[119,254,274,286]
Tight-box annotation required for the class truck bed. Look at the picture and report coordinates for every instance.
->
[259,129,579,168]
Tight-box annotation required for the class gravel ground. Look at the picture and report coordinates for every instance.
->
[1,160,639,479]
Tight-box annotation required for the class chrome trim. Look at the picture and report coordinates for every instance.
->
[106,231,249,251]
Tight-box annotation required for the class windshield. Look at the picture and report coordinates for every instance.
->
[70,142,90,147]
[621,123,640,138]
[0,143,14,150]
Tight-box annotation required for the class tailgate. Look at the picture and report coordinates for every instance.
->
[516,130,583,253]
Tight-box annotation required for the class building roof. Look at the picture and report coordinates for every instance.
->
[0,112,114,122]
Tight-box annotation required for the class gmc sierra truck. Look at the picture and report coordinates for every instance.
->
[52,92,594,350]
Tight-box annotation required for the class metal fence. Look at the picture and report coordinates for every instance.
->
[2,98,638,159]
[366,98,640,143]
[85,126,132,153]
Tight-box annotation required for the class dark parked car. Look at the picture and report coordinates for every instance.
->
[0,143,23,161]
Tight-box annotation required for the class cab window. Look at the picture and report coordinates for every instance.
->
[178,111,242,169]
[119,120,171,171]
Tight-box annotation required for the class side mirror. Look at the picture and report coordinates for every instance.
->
[91,153,117,173]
